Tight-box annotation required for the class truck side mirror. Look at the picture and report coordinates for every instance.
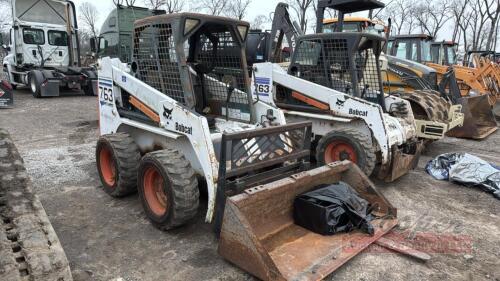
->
[90,37,96,53]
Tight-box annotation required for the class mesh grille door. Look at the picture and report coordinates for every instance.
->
[322,39,354,94]
[355,49,383,102]
[133,23,185,104]
[196,31,251,122]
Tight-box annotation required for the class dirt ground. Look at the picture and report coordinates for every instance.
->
[0,88,499,281]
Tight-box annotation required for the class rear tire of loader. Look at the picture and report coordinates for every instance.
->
[96,133,141,197]
[138,149,199,230]
[316,129,376,176]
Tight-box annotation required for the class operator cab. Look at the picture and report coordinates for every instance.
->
[323,17,386,35]
[388,34,434,64]
[277,0,387,111]
[130,13,253,133]
[431,41,459,66]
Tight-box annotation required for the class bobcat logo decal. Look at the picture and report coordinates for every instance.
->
[336,98,345,107]
[163,106,173,120]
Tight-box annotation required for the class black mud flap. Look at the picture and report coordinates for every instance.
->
[91,79,99,96]
[40,79,60,97]
[213,121,312,234]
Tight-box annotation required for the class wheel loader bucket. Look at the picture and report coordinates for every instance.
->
[494,102,500,121]
[218,161,398,281]
[446,95,498,139]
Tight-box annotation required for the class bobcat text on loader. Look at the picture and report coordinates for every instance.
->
[2,0,97,97]
[95,13,401,280]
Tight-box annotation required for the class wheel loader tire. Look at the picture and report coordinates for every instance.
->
[29,70,44,98]
[96,133,141,197]
[138,149,199,230]
[315,129,376,176]
[402,90,451,122]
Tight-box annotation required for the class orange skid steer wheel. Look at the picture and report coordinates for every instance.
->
[316,129,376,176]
[138,149,199,230]
[96,133,141,197]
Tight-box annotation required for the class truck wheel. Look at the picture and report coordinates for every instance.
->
[316,129,376,176]
[138,149,199,230]
[96,133,141,197]
[29,70,44,98]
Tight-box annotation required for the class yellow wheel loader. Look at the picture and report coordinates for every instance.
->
[323,16,496,139]
[388,35,498,139]
[95,12,413,280]
[319,13,464,141]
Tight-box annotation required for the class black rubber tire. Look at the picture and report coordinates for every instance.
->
[138,149,199,230]
[82,70,97,96]
[96,133,141,197]
[29,70,44,98]
[315,128,376,176]
[402,90,451,122]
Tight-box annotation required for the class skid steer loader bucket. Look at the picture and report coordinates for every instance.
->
[219,161,398,281]
[446,95,498,139]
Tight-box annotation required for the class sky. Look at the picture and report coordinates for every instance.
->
[73,0,457,41]
[72,0,280,29]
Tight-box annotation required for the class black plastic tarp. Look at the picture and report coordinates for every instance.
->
[425,153,500,200]
[293,182,374,235]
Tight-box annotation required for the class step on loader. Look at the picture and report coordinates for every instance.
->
[387,35,498,139]
[95,13,401,280]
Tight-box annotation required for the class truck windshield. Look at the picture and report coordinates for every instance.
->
[48,31,68,46]
[23,28,44,45]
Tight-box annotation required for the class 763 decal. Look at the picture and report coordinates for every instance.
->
[98,78,114,105]
[254,77,271,96]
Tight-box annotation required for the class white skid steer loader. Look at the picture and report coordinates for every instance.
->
[247,0,423,182]
[95,13,406,280]
[252,32,423,182]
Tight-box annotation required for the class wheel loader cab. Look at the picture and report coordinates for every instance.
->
[132,13,252,127]
[388,35,434,64]
[282,32,386,109]
[431,42,459,66]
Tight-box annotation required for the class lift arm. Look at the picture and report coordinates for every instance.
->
[267,2,303,62]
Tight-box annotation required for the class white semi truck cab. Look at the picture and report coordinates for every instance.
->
[1,0,97,97]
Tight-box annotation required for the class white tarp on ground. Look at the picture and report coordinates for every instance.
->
[425,152,500,200]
